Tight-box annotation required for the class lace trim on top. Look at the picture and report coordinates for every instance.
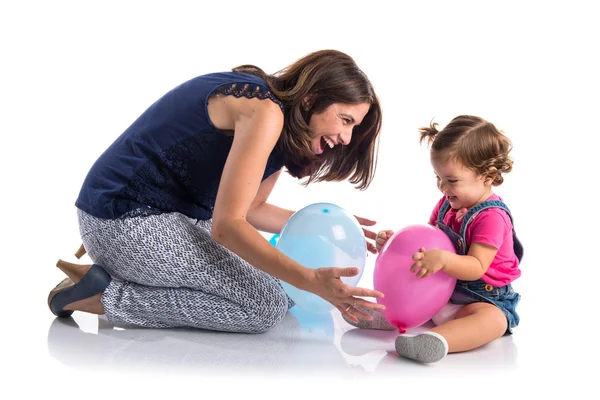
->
[211,83,284,111]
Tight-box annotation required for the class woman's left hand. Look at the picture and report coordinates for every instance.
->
[354,215,378,254]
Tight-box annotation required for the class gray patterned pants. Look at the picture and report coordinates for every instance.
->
[78,209,291,333]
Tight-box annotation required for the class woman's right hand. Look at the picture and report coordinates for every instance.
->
[375,229,395,252]
[306,267,385,324]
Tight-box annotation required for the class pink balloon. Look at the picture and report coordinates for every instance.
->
[374,224,457,334]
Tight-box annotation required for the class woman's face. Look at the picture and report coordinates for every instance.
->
[309,102,370,155]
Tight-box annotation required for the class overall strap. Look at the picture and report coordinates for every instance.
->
[437,199,452,225]
[459,199,512,239]
[459,199,524,262]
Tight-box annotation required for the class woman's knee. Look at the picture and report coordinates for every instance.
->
[246,290,289,333]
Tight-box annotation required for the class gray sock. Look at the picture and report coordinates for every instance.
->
[342,308,397,331]
[395,331,448,363]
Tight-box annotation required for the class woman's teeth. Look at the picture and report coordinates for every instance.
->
[323,136,335,148]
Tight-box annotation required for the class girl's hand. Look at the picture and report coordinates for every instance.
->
[410,247,448,278]
[354,215,378,254]
[306,267,385,323]
[375,230,395,252]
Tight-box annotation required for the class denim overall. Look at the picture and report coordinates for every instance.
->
[436,199,524,333]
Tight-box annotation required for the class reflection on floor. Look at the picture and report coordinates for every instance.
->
[47,305,519,379]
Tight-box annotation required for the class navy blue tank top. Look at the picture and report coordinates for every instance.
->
[75,72,285,220]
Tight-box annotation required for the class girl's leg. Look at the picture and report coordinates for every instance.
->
[72,210,289,333]
[432,302,507,352]
[395,302,507,363]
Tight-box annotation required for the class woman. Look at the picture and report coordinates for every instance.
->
[48,49,386,333]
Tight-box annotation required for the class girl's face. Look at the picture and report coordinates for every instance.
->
[431,154,493,210]
[309,102,370,155]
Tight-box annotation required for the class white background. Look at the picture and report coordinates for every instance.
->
[1,0,598,398]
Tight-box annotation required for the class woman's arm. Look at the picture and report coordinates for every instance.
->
[210,97,311,288]
[246,169,295,234]
[211,95,384,317]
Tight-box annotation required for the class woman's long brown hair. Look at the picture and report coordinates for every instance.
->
[233,50,382,190]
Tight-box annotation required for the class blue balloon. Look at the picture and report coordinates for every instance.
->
[288,306,334,341]
[275,203,367,314]
[269,234,280,247]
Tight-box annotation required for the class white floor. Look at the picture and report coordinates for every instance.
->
[3,1,598,398]
[5,253,592,399]
[44,307,520,376]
